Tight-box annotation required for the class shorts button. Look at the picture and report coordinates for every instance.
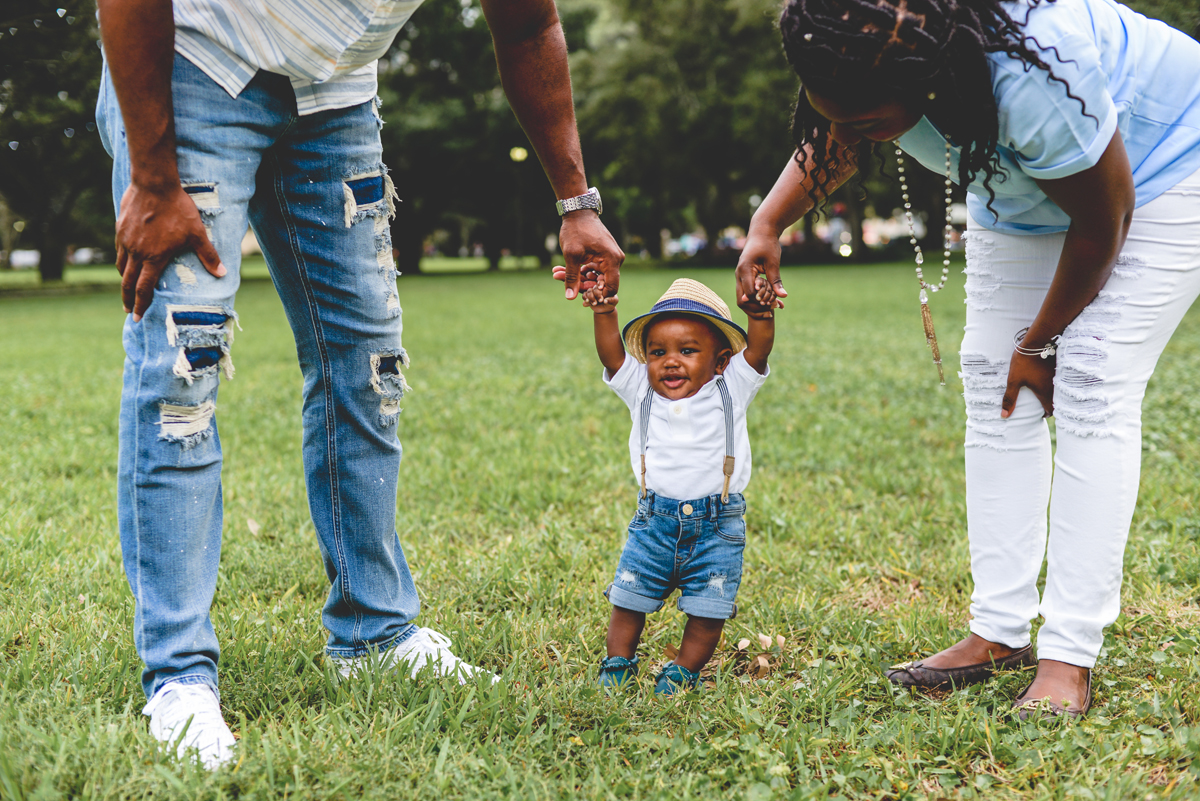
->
[682,503,693,515]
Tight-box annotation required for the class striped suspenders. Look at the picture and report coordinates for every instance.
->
[638,376,736,502]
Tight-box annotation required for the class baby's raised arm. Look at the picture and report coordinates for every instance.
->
[552,264,626,375]
[739,275,777,375]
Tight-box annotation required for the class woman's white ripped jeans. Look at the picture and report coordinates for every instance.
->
[959,167,1200,669]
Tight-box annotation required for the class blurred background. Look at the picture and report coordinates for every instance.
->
[1,0,1197,283]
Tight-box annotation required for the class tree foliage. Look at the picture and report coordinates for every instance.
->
[377,0,552,272]
[0,0,110,280]
[569,0,797,255]
[2,0,1197,279]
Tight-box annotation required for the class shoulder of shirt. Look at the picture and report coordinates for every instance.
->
[726,349,766,379]
[606,353,647,387]
[990,0,1089,76]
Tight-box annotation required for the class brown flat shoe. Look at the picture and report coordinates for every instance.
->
[885,644,1036,690]
[1012,669,1092,720]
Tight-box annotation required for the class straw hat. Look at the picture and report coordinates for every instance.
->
[621,278,747,363]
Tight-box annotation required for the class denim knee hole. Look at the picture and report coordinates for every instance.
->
[963,232,1000,312]
[370,348,411,427]
[157,399,217,449]
[343,165,401,316]
[165,304,240,385]
[181,181,220,242]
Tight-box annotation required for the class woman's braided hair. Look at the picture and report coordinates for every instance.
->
[780,0,1090,213]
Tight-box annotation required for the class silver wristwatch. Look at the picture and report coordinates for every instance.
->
[555,187,602,216]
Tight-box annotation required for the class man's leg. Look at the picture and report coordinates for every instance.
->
[97,54,288,766]
[99,53,280,700]
[249,97,492,681]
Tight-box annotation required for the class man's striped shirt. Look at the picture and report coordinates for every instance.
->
[173,0,426,115]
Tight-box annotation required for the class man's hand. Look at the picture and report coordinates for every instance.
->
[98,0,227,321]
[115,183,225,321]
[558,210,624,301]
[552,262,617,311]
[1001,351,1055,419]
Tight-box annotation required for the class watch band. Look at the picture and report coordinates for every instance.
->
[556,187,602,216]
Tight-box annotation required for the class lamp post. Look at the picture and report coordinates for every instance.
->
[509,146,528,266]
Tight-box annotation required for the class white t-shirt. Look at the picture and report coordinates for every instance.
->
[604,351,769,500]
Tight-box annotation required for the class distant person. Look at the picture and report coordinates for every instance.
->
[738,0,1200,718]
[95,0,623,769]
[554,273,775,693]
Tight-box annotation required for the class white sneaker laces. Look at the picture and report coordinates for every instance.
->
[142,683,236,770]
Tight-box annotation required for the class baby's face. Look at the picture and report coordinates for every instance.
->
[644,316,732,400]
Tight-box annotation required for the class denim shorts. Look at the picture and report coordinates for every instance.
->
[605,490,746,620]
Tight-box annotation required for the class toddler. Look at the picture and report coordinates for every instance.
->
[562,272,776,694]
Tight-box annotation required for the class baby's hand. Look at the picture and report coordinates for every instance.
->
[555,264,617,312]
[739,274,782,319]
[582,275,618,312]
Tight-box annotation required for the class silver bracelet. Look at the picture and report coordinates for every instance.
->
[1013,326,1060,359]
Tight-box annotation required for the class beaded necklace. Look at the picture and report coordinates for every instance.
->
[894,140,954,385]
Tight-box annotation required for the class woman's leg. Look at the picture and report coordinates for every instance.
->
[915,221,1062,674]
[958,224,1064,652]
[899,224,1059,673]
[1037,171,1200,671]
[922,173,1200,708]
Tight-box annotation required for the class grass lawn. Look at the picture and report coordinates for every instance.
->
[2,264,1199,799]
[0,254,549,291]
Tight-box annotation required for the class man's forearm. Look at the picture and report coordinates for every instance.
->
[97,0,179,190]
[481,0,588,199]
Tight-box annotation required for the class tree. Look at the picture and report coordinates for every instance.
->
[377,0,569,272]
[0,0,111,281]
[570,0,797,258]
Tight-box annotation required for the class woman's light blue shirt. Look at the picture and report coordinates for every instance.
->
[896,0,1200,234]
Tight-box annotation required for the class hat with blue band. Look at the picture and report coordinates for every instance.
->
[621,278,747,364]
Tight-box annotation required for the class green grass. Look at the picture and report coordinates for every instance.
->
[0,254,552,290]
[2,264,1199,799]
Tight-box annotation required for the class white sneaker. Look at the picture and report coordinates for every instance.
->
[334,627,500,685]
[142,683,237,770]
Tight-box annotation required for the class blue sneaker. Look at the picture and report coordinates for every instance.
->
[598,655,639,689]
[654,662,701,696]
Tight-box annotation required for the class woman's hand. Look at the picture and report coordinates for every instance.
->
[996,132,1137,420]
[736,227,786,313]
[738,274,782,320]
[1001,351,1055,419]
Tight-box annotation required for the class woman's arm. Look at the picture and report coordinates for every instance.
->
[1000,131,1136,418]
[735,144,857,308]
